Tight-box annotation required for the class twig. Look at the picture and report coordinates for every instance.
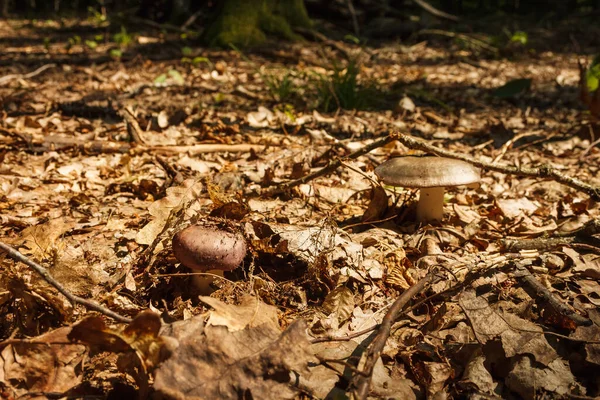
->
[0,241,132,323]
[16,135,265,155]
[502,237,575,252]
[181,9,203,30]
[128,15,193,34]
[120,106,146,145]
[394,133,600,201]
[412,0,459,21]
[257,133,396,198]
[513,262,592,327]
[418,29,497,54]
[346,0,360,36]
[147,143,264,155]
[351,272,434,399]
[0,63,56,86]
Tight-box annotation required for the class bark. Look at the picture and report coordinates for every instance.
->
[204,0,311,48]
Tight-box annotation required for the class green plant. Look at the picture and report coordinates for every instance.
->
[586,55,600,93]
[275,103,296,122]
[214,92,226,104]
[510,31,528,45]
[85,40,98,49]
[315,58,365,112]
[230,44,297,103]
[181,46,193,57]
[66,35,81,52]
[265,71,296,102]
[87,6,107,24]
[180,47,213,68]
[109,48,123,59]
[113,26,133,48]
[154,69,186,85]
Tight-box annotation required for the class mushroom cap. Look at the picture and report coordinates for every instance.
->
[172,225,247,272]
[375,156,481,188]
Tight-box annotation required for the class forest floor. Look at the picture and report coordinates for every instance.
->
[1,15,600,400]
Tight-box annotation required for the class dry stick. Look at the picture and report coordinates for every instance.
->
[418,29,497,54]
[513,262,592,327]
[0,241,132,324]
[147,143,265,155]
[502,237,575,252]
[22,136,264,155]
[120,106,146,145]
[259,133,396,198]
[412,0,460,21]
[395,133,600,201]
[0,63,56,86]
[351,272,434,400]
[346,0,360,36]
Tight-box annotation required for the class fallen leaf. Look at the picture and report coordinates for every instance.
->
[0,326,86,399]
[201,294,280,333]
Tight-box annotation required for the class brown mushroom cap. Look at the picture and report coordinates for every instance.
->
[172,225,247,272]
[375,156,481,188]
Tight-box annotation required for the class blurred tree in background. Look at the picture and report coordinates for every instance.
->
[0,0,598,47]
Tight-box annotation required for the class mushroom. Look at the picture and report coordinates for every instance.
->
[374,156,481,222]
[172,225,247,293]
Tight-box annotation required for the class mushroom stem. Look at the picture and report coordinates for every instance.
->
[192,269,225,294]
[416,187,445,221]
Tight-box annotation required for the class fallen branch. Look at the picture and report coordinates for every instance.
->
[147,143,264,155]
[257,132,396,198]
[351,272,434,399]
[502,237,575,252]
[412,0,459,21]
[0,63,56,86]
[418,29,497,54]
[0,241,132,324]
[15,135,265,155]
[513,262,592,327]
[395,133,600,201]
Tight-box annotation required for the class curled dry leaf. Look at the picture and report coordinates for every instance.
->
[67,310,172,397]
[135,179,203,246]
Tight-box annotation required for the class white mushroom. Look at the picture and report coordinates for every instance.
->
[374,156,481,222]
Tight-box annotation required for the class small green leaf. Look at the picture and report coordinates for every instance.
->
[113,26,132,47]
[154,73,167,84]
[192,56,210,66]
[510,31,528,45]
[344,34,360,44]
[214,92,225,104]
[109,48,122,59]
[181,46,193,56]
[85,40,98,49]
[168,69,185,85]
[493,78,532,99]
[586,56,600,92]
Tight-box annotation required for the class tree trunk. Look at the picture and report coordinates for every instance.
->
[204,0,311,48]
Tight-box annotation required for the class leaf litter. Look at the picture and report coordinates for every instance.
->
[0,16,600,400]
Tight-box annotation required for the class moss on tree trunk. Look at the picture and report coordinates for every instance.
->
[204,0,311,48]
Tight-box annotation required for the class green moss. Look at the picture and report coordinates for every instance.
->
[205,0,312,48]
[276,0,312,29]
